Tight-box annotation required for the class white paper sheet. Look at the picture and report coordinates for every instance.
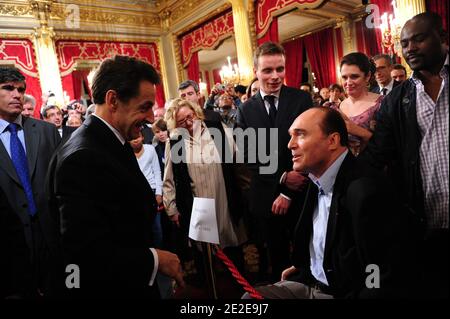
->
[188,197,219,244]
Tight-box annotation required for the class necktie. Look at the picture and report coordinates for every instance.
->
[8,123,37,216]
[381,88,388,96]
[264,95,277,127]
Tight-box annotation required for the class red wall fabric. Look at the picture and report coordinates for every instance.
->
[205,70,211,94]
[304,28,337,89]
[355,20,366,53]
[186,51,200,82]
[426,0,448,31]
[257,16,279,45]
[56,40,165,108]
[282,37,303,88]
[355,20,382,57]
[335,27,344,62]
[212,69,222,85]
[0,39,43,117]
[180,9,234,66]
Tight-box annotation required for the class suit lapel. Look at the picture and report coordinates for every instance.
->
[0,139,20,184]
[275,86,289,128]
[323,153,354,263]
[254,92,271,127]
[23,117,39,178]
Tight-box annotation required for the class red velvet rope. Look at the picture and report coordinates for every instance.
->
[214,246,264,299]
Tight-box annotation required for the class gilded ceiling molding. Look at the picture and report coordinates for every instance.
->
[172,35,184,83]
[53,33,160,44]
[0,32,33,40]
[50,3,160,27]
[170,1,230,29]
[0,3,34,16]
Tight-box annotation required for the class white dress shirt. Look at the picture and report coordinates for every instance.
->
[308,150,348,286]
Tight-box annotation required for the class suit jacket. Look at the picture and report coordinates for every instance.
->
[61,125,77,145]
[360,79,426,234]
[0,117,61,267]
[236,86,312,221]
[370,80,400,95]
[292,152,415,298]
[0,186,31,299]
[47,115,159,298]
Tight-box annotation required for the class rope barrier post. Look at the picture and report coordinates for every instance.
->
[201,242,218,299]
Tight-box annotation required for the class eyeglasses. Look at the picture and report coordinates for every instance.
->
[0,84,26,94]
[176,114,195,127]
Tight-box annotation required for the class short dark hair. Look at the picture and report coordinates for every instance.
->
[411,12,447,39]
[392,64,407,73]
[0,67,26,86]
[41,104,60,119]
[340,52,375,76]
[234,84,247,95]
[254,41,285,69]
[300,82,313,91]
[152,118,167,132]
[178,80,199,93]
[315,107,348,147]
[92,55,160,105]
[328,83,344,92]
[372,54,393,66]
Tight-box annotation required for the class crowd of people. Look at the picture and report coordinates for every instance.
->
[0,12,448,299]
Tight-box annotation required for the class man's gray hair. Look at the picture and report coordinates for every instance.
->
[372,54,393,66]
[178,80,199,93]
[24,94,36,107]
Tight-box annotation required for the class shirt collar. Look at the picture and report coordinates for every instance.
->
[308,149,348,194]
[0,115,23,133]
[92,114,125,145]
[260,89,280,100]
[381,79,394,90]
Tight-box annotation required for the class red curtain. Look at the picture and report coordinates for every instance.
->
[355,20,382,57]
[335,28,344,62]
[25,76,43,119]
[426,0,448,31]
[355,20,366,53]
[304,28,337,89]
[257,16,279,45]
[186,51,199,82]
[212,68,222,85]
[283,37,303,88]
[205,70,211,94]
[61,70,92,101]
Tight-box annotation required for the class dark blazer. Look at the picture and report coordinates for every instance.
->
[61,125,78,145]
[0,186,31,299]
[0,116,61,295]
[360,79,426,234]
[292,152,415,298]
[47,115,159,298]
[370,80,400,95]
[236,86,312,222]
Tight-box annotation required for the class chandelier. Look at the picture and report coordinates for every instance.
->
[378,0,412,56]
[219,56,241,85]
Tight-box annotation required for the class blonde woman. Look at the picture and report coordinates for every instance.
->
[163,98,247,281]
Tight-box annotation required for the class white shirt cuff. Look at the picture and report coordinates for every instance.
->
[280,193,292,201]
[279,171,287,184]
[148,248,159,286]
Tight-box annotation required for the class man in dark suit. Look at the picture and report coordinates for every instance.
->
[236,42,312,281]
[47,55,184,299]
[361,12,448,298]
[244,107,413,299]
[370,54,400,95]
[41,104,77,144]
[0,67,61,298]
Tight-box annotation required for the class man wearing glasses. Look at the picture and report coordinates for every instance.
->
[0,66,61,298]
